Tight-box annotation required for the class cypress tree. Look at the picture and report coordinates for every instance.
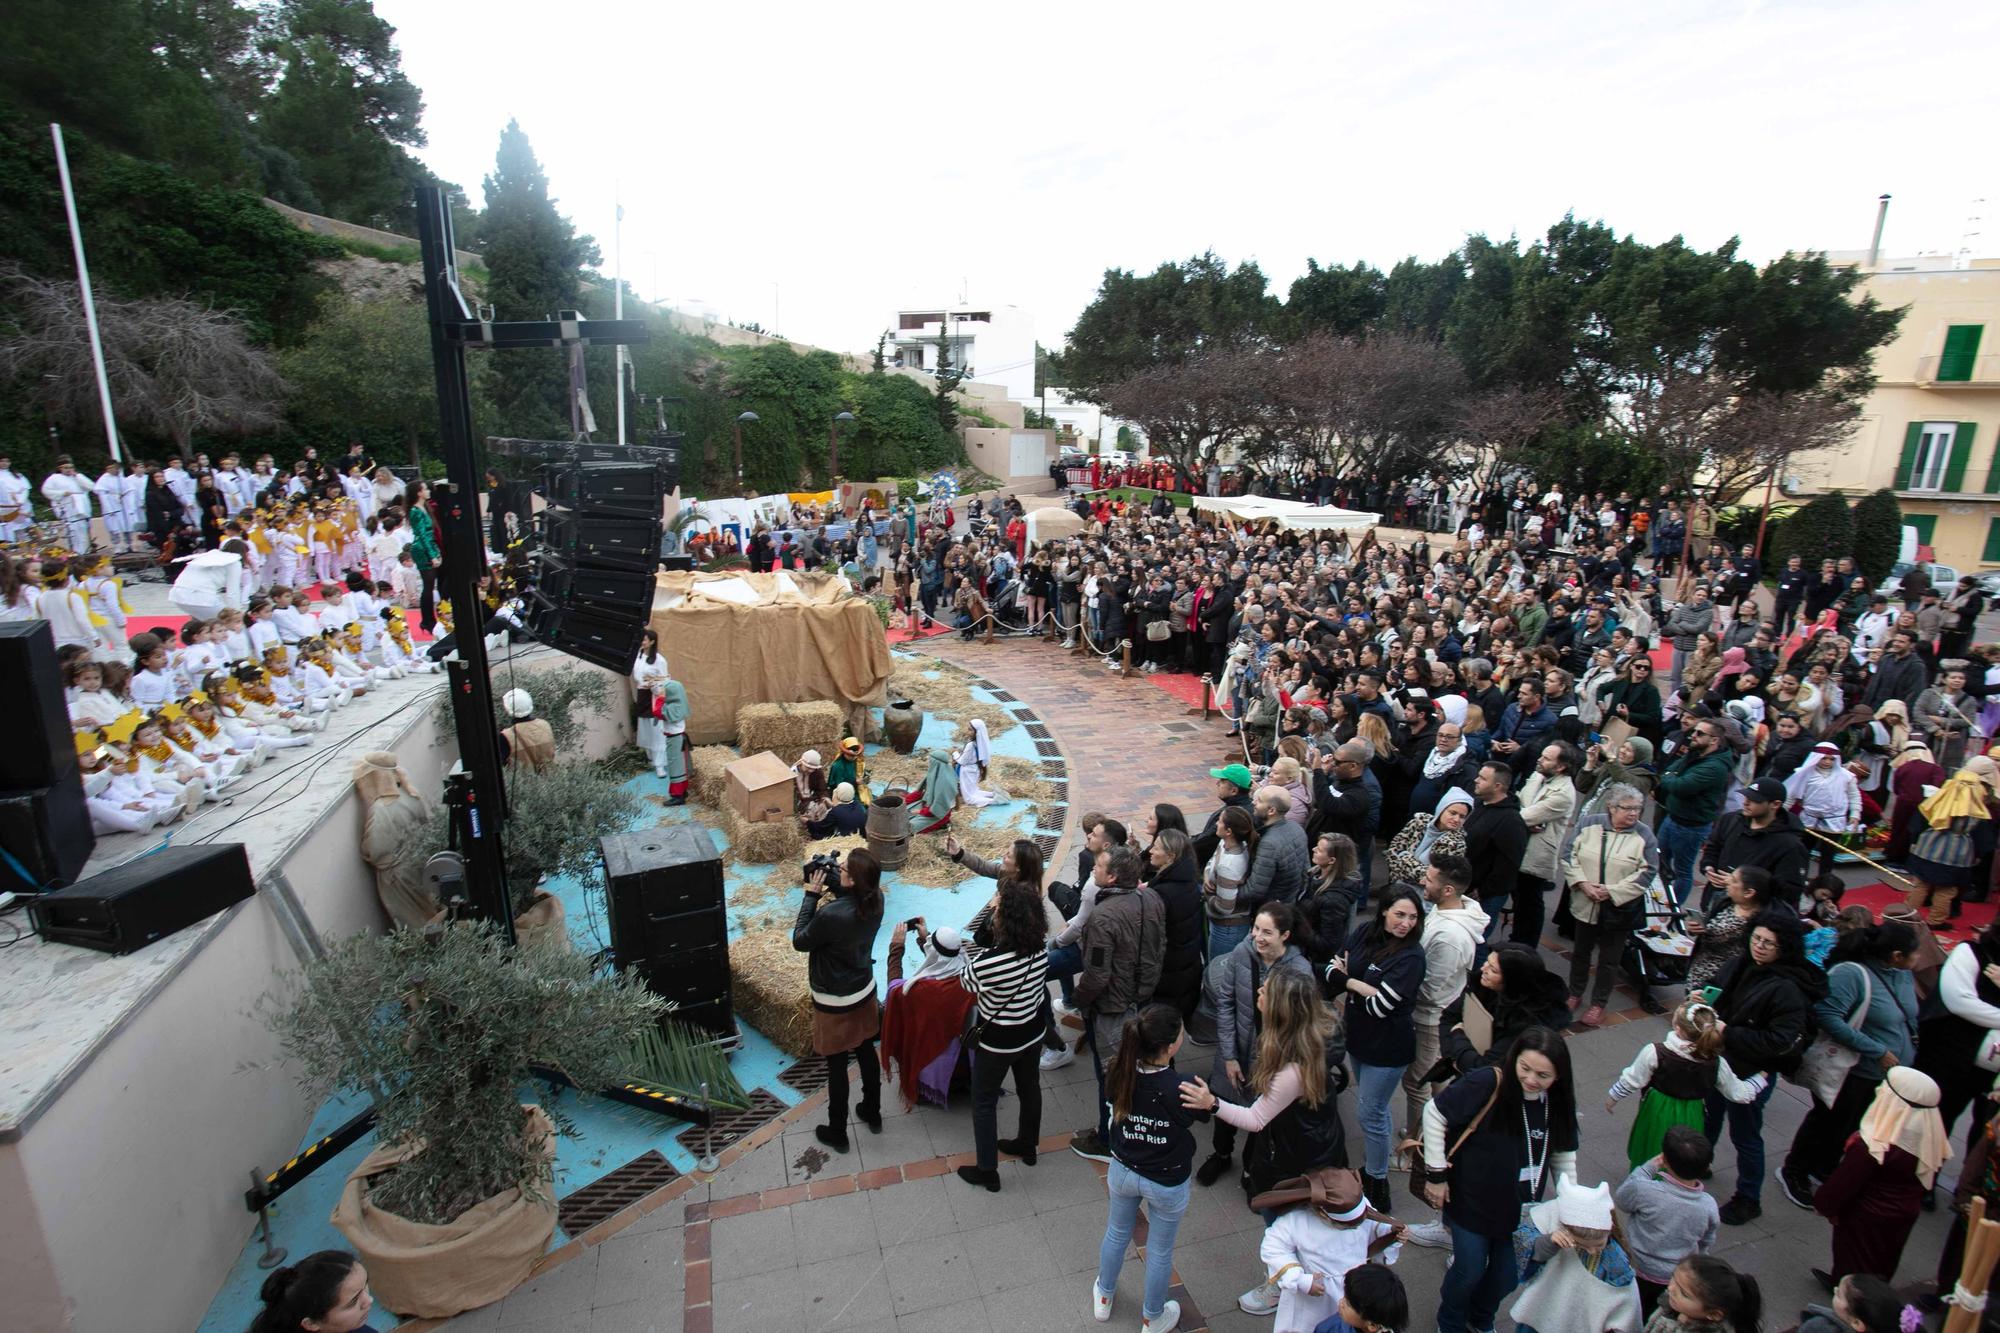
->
[1771,490,1852,572]
[1849,488,1903,585]
[480,120,595,438]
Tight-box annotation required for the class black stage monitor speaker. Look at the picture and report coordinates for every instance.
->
[659,554,697,572]
[29,843,254,953]
[600,825,733,1042]
[0,781,95,889]
[0,621,79,791]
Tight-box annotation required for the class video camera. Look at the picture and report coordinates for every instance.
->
[802,850,843,885]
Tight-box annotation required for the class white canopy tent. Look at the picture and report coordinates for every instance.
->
[1192,495,1381,532]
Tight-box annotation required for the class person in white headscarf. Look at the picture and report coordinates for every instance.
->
[1784,741,1863,879]
[1812,1065,1948,1291]
[882,917,974,1108]
[957,718,998,808]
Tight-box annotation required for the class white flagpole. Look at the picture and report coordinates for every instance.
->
[613,189,626,446]
[50,124,122,463]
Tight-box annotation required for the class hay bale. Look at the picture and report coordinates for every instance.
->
[736,700,844,768]
[720,801,804,866]
[690,745,738,808]
[730,924,814,1059]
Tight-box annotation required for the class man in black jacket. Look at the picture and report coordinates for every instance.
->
[1695,777,1810,910]
[1864,631,1932,712]
[1771,554,1809,636]
[1463,760,1528,940]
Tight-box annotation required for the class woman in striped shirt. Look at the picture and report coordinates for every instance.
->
[956,880,1052,1193]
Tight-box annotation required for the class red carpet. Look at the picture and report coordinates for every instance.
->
[1148,671,1234,715]
[886,620,952,645]
[1841,878,1995,945]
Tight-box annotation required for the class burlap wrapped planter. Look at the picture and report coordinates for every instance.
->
[512,892,568,953]
[330,1105,557,1319]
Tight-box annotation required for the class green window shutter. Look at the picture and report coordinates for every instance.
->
[1945,423,1976,491]
[1897,421,1924,489]
[1910,514,1938,548]
[1939,324,1984,381]
[1985,518,2000,564]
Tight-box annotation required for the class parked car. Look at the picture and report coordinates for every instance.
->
[1973,571,2000,599]
[1875,560,1960,601]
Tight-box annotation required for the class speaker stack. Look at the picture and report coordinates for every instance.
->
[0,622,95,889]
[485,436,676,673]
[599,824,737,1046]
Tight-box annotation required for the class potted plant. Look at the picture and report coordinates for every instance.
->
[262,923,663,1317]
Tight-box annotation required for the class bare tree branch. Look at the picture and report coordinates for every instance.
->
[0,265,289,459]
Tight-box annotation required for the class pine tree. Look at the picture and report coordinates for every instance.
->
[1771,490,1852,572]
[479,120,596,438]
[1849,488,1904,585]
[931,325,964,432]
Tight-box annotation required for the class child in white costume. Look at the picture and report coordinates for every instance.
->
[1254,1172,1404,1333]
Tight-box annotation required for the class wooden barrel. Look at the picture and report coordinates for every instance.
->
[865,790,912,870]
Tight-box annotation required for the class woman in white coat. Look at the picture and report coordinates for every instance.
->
[631,629,672,778]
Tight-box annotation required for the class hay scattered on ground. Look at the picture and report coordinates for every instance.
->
[719,802,803,866]
[898,818,1019,888]
[864,749,931,795]
[801,833,869,864]
[730,924,814,1059]
[989,756,1058,809]
[727,863,790,910]
[885,662,1017,740]
[736,700,844,767]
[690,745,738,808]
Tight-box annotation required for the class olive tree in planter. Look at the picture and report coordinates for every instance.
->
[263,922,663,1317]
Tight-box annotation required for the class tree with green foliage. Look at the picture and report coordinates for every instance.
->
[725,341,843,494]
[1284,259,1387,338]
[930,325,965,433]
[1770,490,1853,574]
[1055,250,1279,401]
[282,294,487,465]
[479,120,599,439]
[1849,488,1904,585]
[843,372,960,480]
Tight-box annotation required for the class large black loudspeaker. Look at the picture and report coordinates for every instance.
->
[540,462,663,519]
[600,824,736,1045]
[540,511,660,573]
[29,843,254,953]
[527,604,647,674]
[0,622,79,790]
[0,783,94,888]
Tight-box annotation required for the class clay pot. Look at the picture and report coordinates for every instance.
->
[882,699,924,755]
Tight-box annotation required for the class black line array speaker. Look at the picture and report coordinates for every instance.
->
[600,824,736,1045]
[0,621,95,889]
[29,843,254,953]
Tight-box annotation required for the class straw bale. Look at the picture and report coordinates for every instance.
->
[729,924,814,1059]
[690,745,738,808]
[719,801,803,865]
[735,700,845,767]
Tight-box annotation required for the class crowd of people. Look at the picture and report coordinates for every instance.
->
[783,473,2000,1333]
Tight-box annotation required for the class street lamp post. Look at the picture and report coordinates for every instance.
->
[733,410,759,495]
[829,411,855,488]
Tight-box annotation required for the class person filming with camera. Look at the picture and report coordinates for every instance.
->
[794,848,887,1154]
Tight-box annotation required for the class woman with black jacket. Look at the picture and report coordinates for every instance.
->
[1299,833,1364,970]
[1329,886,1427,1212]
[1704,909,1824,1226]
[1433,943,1573,1081]
[793,848,887,1154]
[1420,1026,1580,1333]
[1145,828,1204,1017]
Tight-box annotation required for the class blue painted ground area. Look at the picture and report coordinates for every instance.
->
[200,654,1049,1331]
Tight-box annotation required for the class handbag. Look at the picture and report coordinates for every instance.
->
[1792,961,1873,1105]
[1406,1071,1503,1203]
[1146,620,1171,642]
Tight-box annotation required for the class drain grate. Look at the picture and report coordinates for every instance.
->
[1024,722,1053,739]
[1034,834,1061,857]
[987,689,1017,702]
[1161,722,1198,734]
[778,1058,830,1096]
[558,1151,679,1235]
[1034,740,1061,757]
[704,1090,788,1153]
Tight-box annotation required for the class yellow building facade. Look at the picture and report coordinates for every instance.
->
[1794,257,2000,572]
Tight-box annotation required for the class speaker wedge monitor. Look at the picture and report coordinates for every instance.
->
[29,843,254,953]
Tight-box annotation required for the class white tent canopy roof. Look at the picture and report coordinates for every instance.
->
[1192,495,1381,532]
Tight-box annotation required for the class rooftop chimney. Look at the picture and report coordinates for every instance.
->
[1868,194,1891,268]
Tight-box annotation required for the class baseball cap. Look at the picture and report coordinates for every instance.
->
[1744,777,1786,804]
[1210,763,1254,790]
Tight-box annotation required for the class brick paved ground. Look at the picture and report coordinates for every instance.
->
[442,633,1960,1333]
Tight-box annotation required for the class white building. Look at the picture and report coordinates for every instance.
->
[890,305,1036,403]
[1041,387,1148,456]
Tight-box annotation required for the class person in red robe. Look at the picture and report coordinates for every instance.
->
[879,918,974,1108]
[1005,514,1026,559]
[1811,1066,1949,1289]
[1886,741,1947,862]
[1089,457,1103,490]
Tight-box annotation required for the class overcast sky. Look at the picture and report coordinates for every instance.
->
[383,0,1998,367]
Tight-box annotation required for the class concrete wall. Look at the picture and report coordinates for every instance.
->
[961,428,1056,484]
[0,660,630,1333]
